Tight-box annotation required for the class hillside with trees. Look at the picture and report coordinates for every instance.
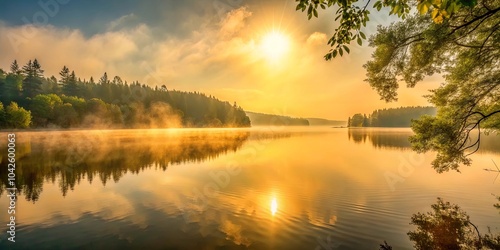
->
[245,111,309,126]
[306,118,346,126]
[348,106,436,127]
[0,59,250,129]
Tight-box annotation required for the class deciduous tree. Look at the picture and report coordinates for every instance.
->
[297,0,500,171]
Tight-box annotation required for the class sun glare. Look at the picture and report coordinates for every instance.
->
[260,31,290,62]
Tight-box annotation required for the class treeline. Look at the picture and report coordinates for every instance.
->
[306,118,346,126]
[245,111,310,126]
[0,59,250,129]
[348,106,436,127]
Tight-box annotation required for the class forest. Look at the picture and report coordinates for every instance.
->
[0,59,250,129]
[348,106,437,127]
[245,111,310,126]
[306,118,346,126]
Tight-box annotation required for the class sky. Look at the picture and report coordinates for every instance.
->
[0,0,440,120]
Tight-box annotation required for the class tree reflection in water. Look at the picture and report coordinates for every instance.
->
[0,130,253,202]
[408,198,500,249]
[348,128,500,154]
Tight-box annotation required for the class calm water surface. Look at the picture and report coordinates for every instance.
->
[0,127,499,249]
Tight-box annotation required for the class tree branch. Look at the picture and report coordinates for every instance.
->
[448,6,500,35]
[459,109,500,155]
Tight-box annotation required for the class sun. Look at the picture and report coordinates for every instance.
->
[260,31,290,62]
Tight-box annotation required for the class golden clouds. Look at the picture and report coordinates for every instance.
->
[219,7,252,38]
[306,32,327,46]
[0,3,434,120]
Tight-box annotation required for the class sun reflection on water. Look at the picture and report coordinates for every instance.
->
[271,197,278,216]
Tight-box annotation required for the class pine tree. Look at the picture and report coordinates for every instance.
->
[59,66,70,84]
[60,66,79,96]
[99,72,109,85]
[22,60,33,77]
[10,60,20,75]
[63,70,79,97]
[21,59,43,98]
[32,59,44,78]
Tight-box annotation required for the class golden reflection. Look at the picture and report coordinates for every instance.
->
[1,129,499,249]
[271,197,278,216]
[0,129,251,201]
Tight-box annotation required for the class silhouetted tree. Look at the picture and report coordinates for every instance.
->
[10,60,21,75]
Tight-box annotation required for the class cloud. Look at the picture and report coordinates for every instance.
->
[306,32,327,46]
[0,4,433,119]
[219,7,252,38]
[107,13,139,31]
[0,23,143,80]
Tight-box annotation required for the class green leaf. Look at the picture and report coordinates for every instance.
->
[357,37,362,46]
[343,45,350,54]
[339,47,344,56]
[360,32,366,39]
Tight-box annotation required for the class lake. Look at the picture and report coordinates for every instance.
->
[0,127,499,249]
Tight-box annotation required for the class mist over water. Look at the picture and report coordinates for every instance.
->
[0,127,498,249]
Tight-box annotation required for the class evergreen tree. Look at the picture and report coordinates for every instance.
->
[10,60,21,75]
[99,72,109,85]
[22,60,33,77]
[22,59,44,98]
[2,73,23,104]
[59,66,70,84]
[62,69,79,97]
[32,59,44,78]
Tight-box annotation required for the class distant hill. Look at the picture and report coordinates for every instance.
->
[245,111,309,126]
[245,111,346,127]
[306,118,346,127]
[348,106,437,127]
